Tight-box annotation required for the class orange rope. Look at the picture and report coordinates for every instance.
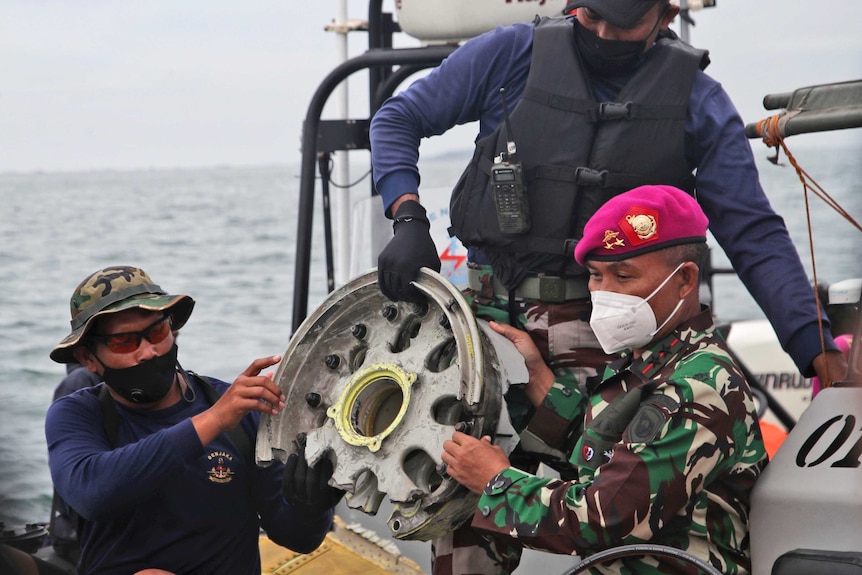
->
[757,114,862,386]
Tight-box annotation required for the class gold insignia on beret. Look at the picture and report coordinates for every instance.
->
[625,214,657,240]
[602,230,625,250]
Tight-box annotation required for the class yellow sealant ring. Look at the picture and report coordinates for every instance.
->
[326,362,416,452]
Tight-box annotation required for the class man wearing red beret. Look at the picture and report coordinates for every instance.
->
[442,185,768,574]
[372,0,843,568]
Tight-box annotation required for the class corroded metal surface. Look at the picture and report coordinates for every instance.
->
[257,268,524,540]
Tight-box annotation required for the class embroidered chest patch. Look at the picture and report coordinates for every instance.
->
[207,450,237,484]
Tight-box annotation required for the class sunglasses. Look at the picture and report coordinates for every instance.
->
[88,315,173,354]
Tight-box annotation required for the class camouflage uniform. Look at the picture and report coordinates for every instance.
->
[469,308,767,574]
[431,265,613,575]
[463,265,611,469]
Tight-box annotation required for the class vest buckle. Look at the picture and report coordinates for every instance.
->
[598,102,632,121]
[575,167,609,187]
[537,276,567,303]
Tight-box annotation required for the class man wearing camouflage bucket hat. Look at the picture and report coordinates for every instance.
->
[441,186,767,573]
[49,266,194,366]
[45,265,343,575]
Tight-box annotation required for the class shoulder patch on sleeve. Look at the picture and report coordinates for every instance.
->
[625,394,679,443]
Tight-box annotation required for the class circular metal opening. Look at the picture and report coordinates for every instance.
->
[403,449,443,493]
[327,363,416,452]
[351,378,404,437]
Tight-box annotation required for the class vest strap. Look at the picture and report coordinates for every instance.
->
[521,86,688,123]
[526,165,647,190]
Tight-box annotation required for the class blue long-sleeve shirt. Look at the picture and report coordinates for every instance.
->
[369,20,836,376]
[45,376,332,575]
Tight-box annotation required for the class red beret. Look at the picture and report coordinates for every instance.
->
[574,185,708,265]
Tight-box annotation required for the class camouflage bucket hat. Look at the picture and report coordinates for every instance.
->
[50,265,195,364]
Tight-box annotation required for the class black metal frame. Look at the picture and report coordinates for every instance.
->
[291,1,456,332]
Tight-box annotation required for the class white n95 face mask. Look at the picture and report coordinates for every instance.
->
[589,263,686,354]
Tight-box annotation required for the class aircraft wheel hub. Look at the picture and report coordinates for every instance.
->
[256,269,523,541]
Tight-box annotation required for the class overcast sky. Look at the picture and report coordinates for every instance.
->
[2,0,860,173]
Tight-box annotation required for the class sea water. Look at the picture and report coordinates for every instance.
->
[0,146,859,570]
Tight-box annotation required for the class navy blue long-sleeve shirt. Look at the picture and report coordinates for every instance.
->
[369,20,836,376]
[45,376,332,575]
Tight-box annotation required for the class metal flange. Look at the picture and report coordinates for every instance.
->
[257,268,524,541]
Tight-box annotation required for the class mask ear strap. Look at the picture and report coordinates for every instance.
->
[644,262,687,336]
[650,2,671,36]
[83,340,108,370]
[643,262,686,302]
[650,297,685,337]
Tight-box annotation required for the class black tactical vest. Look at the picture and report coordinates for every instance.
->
[449,18,709,290]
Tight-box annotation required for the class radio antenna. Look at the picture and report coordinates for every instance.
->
[499,88,518,161]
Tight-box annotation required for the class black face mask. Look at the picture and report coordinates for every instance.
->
[574,7,667,77]
[99,344,179,404]
[575,23,646,76]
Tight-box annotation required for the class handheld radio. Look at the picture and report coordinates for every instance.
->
[492,88,530,235]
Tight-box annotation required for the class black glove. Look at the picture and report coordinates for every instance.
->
[377,200,441,303]
[282,447,345,515]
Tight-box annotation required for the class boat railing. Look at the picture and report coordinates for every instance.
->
[292,1,457,333]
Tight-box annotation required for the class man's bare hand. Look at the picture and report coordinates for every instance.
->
[812,349,849,388]
[441,431,510,494]
[192,355,285,446]
[489,321,556,407]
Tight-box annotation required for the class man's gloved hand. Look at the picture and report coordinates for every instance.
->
[377,199,441,303]
[282,447,345,515]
